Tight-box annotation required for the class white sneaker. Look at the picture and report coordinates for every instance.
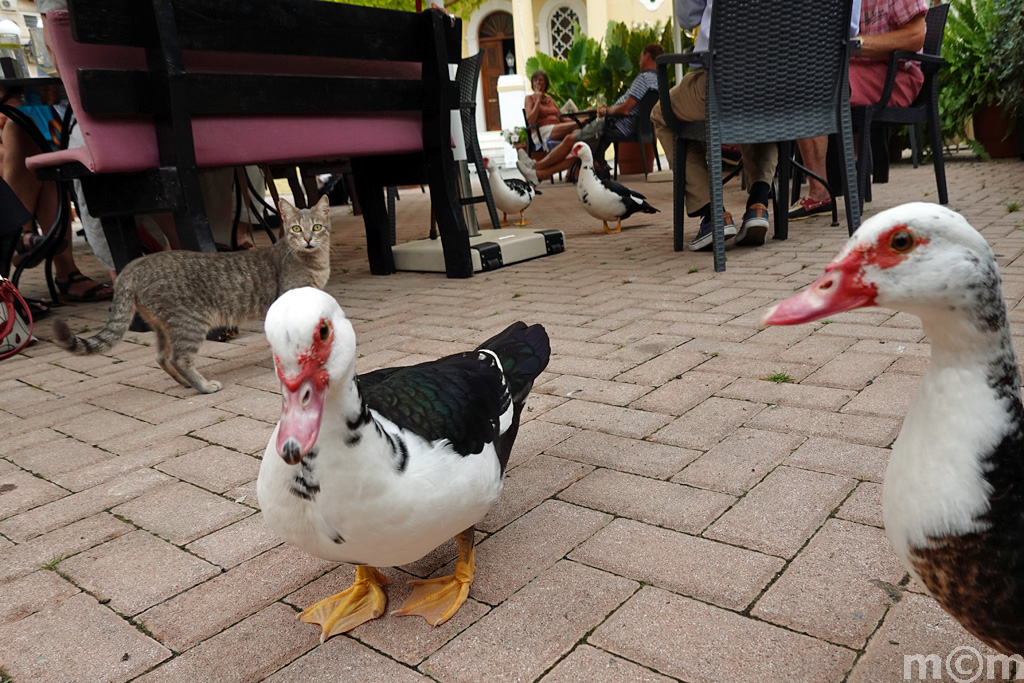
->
[517,159,540,187]
[516,148,536,168]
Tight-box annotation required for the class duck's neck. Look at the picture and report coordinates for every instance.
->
[884,305,1022,559]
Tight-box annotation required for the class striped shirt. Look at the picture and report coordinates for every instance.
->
[609,70,659,137]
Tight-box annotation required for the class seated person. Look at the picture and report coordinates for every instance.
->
[525,70,580,150]
[649,0,777,251]
[790,0,927,220]
[518,43,664,185]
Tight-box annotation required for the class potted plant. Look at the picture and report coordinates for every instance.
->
[502,126,528,149]
[940,0,1022,158]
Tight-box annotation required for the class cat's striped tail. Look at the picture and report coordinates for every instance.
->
[53,286,135,355]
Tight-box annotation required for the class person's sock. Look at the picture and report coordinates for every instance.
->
[747,182,771,209]
[690,203,711,220]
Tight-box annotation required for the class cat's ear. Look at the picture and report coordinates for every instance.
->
[279,198,299,223]
[313,194,331,220]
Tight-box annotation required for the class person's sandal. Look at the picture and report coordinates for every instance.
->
[55,270,114,302]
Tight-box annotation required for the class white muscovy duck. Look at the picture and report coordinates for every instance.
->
[569,142,658,234]
[483,157,541,226]
[760,203,1024,656]
[257,288,550,641]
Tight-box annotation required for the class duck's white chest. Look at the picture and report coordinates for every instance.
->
[577,173,620,220]
[257,413,503,568]
[882,367,999,573]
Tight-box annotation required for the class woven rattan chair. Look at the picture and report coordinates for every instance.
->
[852,3,949,207]
[455,52,501,230]
[655,0,860,272]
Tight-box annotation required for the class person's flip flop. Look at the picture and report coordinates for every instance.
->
[55,270,114,302]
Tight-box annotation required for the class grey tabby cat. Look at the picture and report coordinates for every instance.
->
[54,196,332,393]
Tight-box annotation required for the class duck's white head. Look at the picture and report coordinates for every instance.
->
[265,288,356,465]
[568,142,593,164]
[761,203,999,330]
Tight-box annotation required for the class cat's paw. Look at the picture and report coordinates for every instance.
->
[198,380,223,394]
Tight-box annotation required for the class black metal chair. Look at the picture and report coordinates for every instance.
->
[851,3,950,207]
[655,0,860,272]
[601,90,663,181]
[523,109,563,184]
[455,52,501,230]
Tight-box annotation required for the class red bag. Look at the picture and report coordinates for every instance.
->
[0,275,35,360]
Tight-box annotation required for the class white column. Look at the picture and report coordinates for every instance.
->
[511,0,536,76]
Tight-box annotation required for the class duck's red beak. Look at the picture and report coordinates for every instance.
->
[759,255,877,327]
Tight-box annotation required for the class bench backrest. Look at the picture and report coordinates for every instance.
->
[44,0,460,173]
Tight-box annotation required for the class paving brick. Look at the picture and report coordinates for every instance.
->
[0,570,79,626]
[803,352,896,389]
[51,436,206,493]
[840,372,920,417]
[266,632,427,682]
[505,419,575,471]
[628,371,735,415]
[423,560,637,683]
[545,355,634,381]
[0,468,172,542]
[0,513,133,583]
[590,586,855,682]
[185,512,282,569]
[546,429,700,478]
[776,333,857,365]
[8,437,114,479]
[0,593,170,682]
[559,469,734,533]
[785,436,890,483]
[60,530,220,616]
[651,397,766,450]
[52,408,151,445]
[674,427,804,495]
[535,374,653,406]
[706,466,856,558]
[837,481,885,528]
[154,445,262,493]
[716,376,856,410]
[747,404,901,447]
[539,399,673,439]
[539,644,676,683]
[612,346,710,386]
[751,519,906,647]
[190,415,276,454]
[135,604,317,683]
[848,592,1009,683]
[571,518,782,610]
[448,500,610,606]
[0,468,68,521]
[111,481,252,545]
[138,544,335,652]
[479,455,592,532]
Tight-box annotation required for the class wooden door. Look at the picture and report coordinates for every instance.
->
[480,39,504,130]
[478,11,514,131]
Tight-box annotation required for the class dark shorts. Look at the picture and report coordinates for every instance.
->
[576,116,607,145]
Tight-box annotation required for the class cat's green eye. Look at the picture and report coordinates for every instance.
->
[291,225,301,233]
[312,224,323,231]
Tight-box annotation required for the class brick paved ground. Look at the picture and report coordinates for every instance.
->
[1,153,1022,682]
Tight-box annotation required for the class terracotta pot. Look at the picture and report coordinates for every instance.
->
[973,104,1020,159]
[615,141,656,175]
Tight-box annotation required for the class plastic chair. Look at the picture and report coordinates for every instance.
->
[655,0,860,272]
[455,52,501,230]
[601,90,663,180]
[851,3,949,207]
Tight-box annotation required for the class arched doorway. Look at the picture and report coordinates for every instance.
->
[478,11,515,131]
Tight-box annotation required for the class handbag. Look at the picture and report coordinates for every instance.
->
[0,274,35,360]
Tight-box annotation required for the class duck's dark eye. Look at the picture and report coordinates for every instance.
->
[319,322,329,341]
[890,230,916,253]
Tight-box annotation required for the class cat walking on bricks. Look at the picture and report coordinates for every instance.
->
[54,197,332,393]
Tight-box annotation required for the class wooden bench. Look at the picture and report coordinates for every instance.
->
[26,0,476,278]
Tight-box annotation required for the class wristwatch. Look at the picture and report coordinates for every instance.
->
[852,37,863,57]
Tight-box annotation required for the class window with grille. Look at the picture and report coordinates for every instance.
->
[549,7,579,60]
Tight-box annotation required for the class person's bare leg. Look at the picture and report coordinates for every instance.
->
[546,121,579,140]
[2,123,43,231]
[536,157,579,182]
[796,136,830,201]
[535,134,576,171]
